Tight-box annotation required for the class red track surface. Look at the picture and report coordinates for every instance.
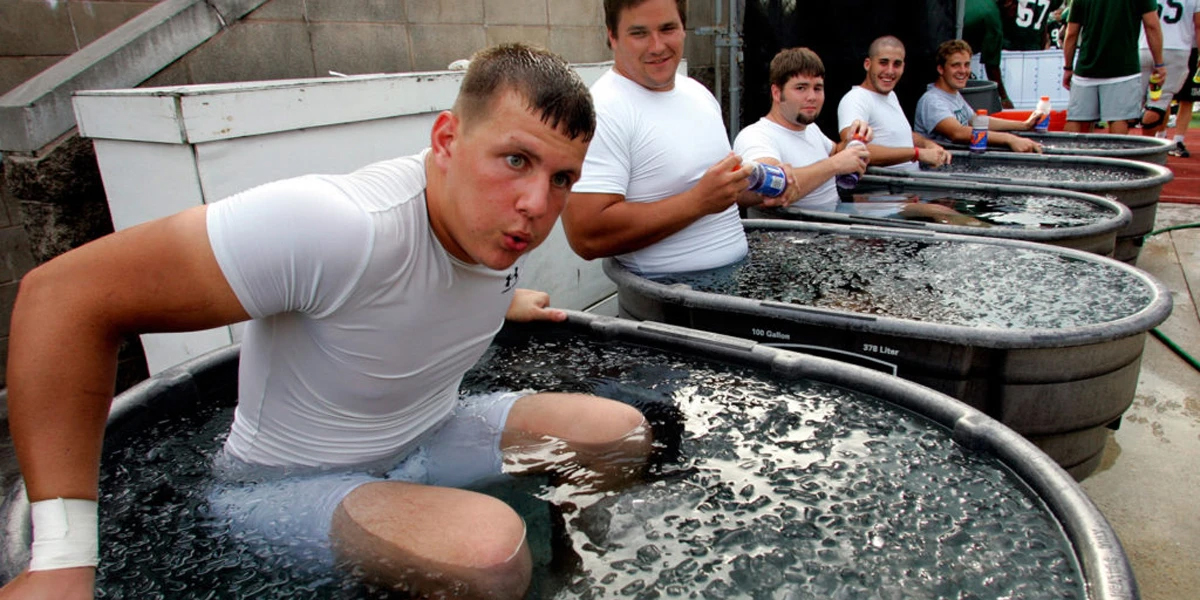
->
[1161,123,1200,205]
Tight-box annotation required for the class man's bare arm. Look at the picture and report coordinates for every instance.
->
[562,154,749,260]
[754,145,867,205]
[841,129,951,167]
[840,126,913,167]
[1142,11,1165,72]
[8,205,249,502]
[2,205,250,598]
[932,117,1041,152]
[858,143,922,167]
[1062,22,1080,89]
[989,114,1040,132]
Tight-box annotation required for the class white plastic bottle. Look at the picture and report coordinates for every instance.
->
[970,109,989,153]
[1034,96,1052,133]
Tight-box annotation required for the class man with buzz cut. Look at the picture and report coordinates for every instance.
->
[733,47,872,212]
[0,43,649,600]
[564,0,777,277]
[915,39,1045,152]
[837,35,954,171]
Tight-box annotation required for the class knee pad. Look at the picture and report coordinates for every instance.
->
[1142,106,1166,129]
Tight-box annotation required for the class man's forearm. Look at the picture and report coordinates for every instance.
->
[1062,27,1078,69]
[787,159,842,199]
[7,273,118,502]
[912,132,942,150]
[758,157,836,200]
[991,131,1023,147]
[867,144,919,166]
[990,116,1033,132]
[563,191,717,260]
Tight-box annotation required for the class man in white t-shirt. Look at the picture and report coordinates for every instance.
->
[915,39,1044,152]
[564,0,772,276]
[1138,0,1200,140]
[733,47,872,212]
[0,44,649,600]
[837,35,953,172]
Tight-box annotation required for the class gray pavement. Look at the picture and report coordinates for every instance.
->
[1080,203,1200,600]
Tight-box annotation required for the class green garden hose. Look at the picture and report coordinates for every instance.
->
[1143,222,1200,371]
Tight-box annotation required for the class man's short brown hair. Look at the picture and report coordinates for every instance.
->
[936,39,973,67]
[604,0,688,35]
[769,47,825,89]
[454,43,595,142]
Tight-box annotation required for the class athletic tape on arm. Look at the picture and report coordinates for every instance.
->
[29,498,100,570]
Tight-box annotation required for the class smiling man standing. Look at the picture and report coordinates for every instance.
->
[914,39,1044,152]
[837,36,953,171]
[563,0,765,276]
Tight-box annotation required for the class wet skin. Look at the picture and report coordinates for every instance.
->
[427,90,589,271]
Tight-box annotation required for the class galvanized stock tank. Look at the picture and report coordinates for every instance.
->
[945,131,1173,165]
[869,151,1173,264]
[1,314,1140,598]
[749,175,1131,256]
[604,220,1173,480]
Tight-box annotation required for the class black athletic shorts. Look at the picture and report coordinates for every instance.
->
[1178,48,1200,102]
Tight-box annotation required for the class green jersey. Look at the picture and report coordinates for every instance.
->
[1067,0,1158,77]
[964,0,1005,66]
[1004,0,1065,50]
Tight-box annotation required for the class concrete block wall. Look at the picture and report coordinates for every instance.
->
[141,0,718,88]
[0,133,149,393]
[0,162,36,390]
[0,0,159,97]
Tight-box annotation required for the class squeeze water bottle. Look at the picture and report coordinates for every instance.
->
[1034,96,1052,133]
[1193,64,1200,85]
[744,160,788,197]
[970,109,989,154]
[1149,72,1164,102]
[835,135,868,190]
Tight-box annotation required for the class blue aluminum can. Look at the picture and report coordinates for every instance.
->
[745,161,787,197]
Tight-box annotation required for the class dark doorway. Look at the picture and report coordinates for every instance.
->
[741,0,958,140]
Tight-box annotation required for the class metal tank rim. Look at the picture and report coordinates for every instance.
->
[572,313,1140,600]
[0,317,1139,599]
[944,131,1174,164]
[603,220,1174,351]
[756,175,1133,244]
[870,152,1174,195]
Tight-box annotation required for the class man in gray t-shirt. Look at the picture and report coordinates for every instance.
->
[914,39,1044,152]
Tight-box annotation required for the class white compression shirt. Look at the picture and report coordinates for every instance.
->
[572,70,747,275]
[837,86,919,172]
[733,117,839,211]
[207,150,520,469]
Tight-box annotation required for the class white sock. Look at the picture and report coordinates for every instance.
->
[1175,135,1185,143]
